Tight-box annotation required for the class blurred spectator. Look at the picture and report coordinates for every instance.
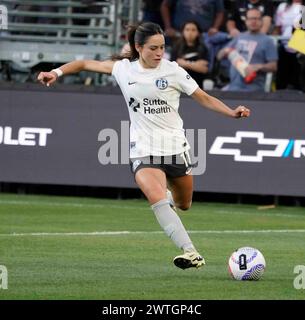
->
[161,0,225,38]
[142,0,164,29]
[227,0,273,38]
[273,0,304,90]
[171,21,209,88]
[161,0,229,71]
[218,8,278,91]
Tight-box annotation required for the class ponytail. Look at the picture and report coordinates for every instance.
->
[111,22,164,61]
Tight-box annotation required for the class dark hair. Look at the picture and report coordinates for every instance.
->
[180,20,202,35]
[174,20,204,58]
[111,22,164,61]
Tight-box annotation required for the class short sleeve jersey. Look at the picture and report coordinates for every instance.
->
[225,32,278,91]
[112,58,199,158]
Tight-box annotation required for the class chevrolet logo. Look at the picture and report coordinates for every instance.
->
[209,131,305,162]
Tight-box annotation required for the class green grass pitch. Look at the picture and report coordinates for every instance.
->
[0,193,304,300]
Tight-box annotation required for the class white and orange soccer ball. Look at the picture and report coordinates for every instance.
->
[228,247,266,280]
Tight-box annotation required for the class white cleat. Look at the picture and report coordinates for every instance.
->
[173,251,205,270]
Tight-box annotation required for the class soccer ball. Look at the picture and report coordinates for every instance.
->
[228,247,266,280]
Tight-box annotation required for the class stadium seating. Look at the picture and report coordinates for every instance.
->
[0,0,295,87]
[0,0,141,84]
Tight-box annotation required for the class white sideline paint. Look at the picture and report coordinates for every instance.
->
[0,199,303,219]
[0,199,149,211]
[0,229,305,237]
[215,209,304,219]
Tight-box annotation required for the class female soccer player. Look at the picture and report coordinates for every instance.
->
[38,22,250,270]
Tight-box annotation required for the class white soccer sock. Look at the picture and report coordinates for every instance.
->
[151,199,195,252]
[166,189,175,208]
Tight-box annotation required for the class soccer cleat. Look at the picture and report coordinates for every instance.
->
[166,189,176,211]
[173,251,205,270]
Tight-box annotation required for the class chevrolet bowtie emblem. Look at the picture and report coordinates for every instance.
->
[209,131,305,162]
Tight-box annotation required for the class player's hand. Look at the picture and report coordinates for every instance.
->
[37,71,58,87]
[232,106,251,118]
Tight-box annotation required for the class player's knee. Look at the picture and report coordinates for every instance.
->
[177,201,192,211]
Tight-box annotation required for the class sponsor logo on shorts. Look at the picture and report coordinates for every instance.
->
[185,166,193,175]
[132,160,142,173]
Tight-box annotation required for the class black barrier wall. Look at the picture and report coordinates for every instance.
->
[0,85,305,197]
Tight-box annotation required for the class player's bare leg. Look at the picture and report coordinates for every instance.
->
[167,175,193,211]
[135,167,167,204]
[135,168,204,269]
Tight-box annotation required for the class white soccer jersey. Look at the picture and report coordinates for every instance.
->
[112,58,199,158]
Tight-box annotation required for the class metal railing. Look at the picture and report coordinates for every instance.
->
[0,0,141,83]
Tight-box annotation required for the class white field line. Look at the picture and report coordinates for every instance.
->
[0,199,150,211]
[214,209,304,219]
[0,229,305,237]
[0,199,304,219]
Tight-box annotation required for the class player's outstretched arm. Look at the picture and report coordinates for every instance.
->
[191,87,250,118]
[37,60,115,87]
